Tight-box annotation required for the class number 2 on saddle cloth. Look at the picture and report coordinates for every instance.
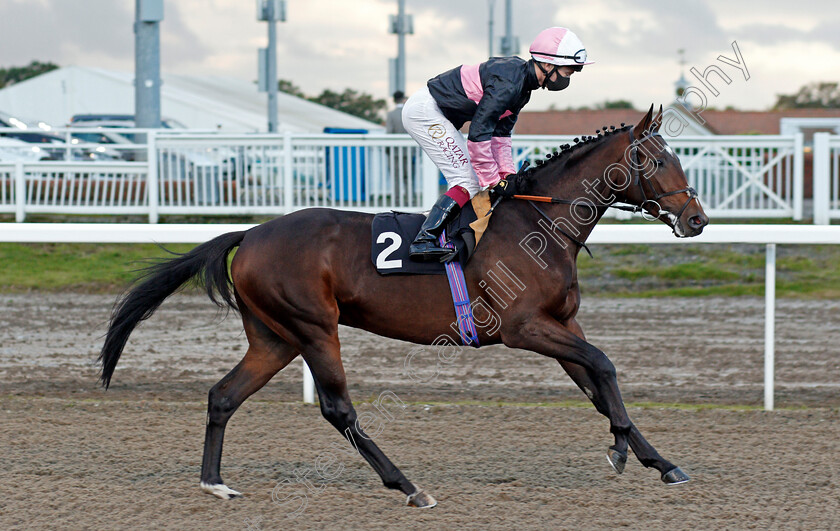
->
[370,192,494,346]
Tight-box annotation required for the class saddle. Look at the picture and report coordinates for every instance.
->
[371,191,493,275]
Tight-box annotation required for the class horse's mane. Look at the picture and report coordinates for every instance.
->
[515,124,633,193]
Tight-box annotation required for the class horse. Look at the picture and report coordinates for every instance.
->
[99,105,708,508]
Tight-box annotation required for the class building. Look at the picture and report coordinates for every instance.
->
[515,108,840,138]
[0,66,383,133]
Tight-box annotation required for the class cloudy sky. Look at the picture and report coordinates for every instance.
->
[1,0,838,112]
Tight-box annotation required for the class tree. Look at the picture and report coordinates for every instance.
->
[276,80,387,123]
[773,82,840,109]
[277,79,306,99]
[0,60,59,88]
[308,88,386,124]
[597,99,635,110]
[549,100,636,112]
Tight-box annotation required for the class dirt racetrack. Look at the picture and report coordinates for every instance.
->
[1,292,839,529]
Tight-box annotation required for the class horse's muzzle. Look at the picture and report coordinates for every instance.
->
[680,212,709,237]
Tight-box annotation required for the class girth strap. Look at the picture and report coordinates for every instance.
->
[439,230,480,347]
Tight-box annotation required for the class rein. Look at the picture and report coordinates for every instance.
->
[507,130,699,251]
[525,200,593,258]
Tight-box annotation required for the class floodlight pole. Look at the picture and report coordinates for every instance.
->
[488,0,496,57]
[500,0,517,56]
[134,0,163,128]
[388,0,413,95]
[258,1,286,132]
[266,2,279,132]
[396,0,407,93]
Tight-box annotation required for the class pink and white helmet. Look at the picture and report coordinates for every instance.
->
[529,27,594,66]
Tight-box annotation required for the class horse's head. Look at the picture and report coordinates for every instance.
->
[615,105,709,237]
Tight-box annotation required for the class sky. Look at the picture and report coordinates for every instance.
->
[1,0,838,113]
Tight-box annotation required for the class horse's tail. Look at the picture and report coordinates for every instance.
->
[98,230,247,389]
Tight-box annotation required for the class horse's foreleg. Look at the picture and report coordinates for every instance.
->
[200,312,298,499]
[558,359,628,467]
[504,314,691,483]
[557,319,688,484]
[561,320,629,470]
[505,314,633,439]
[302,342,437,508]
[557,361,686,481]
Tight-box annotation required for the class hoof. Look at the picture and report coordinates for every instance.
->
[200,481,242,499]
[406,487,437,508]
[661,467,690,485]
[607,448,627,475]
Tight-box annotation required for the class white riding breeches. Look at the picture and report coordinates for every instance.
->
[402,86,481,198]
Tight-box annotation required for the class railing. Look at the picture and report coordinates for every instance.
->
[0,129,817,223]
[152,133,434,216]
[671,135,803,220]
[0,162,14,213]
[513,134,804,220]
[0,129,440,222]
[813,133,840,224]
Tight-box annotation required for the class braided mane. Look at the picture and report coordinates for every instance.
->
[514,124,632,193]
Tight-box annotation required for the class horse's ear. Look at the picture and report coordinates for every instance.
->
[652,104,663,133]
[634,104,654,139]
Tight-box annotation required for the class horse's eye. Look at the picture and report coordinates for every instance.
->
[655,159,665,167]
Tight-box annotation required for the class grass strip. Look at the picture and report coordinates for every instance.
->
[2,241,840,297]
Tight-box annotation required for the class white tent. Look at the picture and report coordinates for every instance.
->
[0,66,383,133]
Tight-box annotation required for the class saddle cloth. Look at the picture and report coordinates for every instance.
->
[371,191,493,275]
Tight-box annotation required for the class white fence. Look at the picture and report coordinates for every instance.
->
[0,129,439,222]
[3,222,840,410]
[813,133,840,224]
[0,129,825,223]
[514,134,804,221]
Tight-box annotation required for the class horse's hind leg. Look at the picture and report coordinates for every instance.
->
[301,339,437,508]
[200,304,298,499]
[558,319,688,484]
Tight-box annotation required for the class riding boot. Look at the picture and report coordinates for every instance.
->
[409,194,462,262]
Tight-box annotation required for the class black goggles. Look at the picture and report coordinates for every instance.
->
[534,48,587,64]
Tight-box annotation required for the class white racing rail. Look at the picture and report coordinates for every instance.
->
[3,223,840,410]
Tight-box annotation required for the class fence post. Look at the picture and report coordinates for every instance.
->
[813,133,830,225]
[14,161,24,222]
[764,243,776,411]
[64,130,72,161]
[283,131,293,214]
[792,133,804,221]
[421,152,439,209]
[147,130,159,224]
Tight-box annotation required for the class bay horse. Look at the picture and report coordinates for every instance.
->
[99,106,708,507]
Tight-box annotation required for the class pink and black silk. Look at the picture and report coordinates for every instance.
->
[427,57,543,187]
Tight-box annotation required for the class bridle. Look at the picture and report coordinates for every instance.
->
[503,128,700,253]
[622,129,698,227]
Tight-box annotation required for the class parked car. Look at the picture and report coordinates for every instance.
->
[67,129,146,162]
[0,137,52,162]
[0,110,119,161]
[68,114,225,205]
[69,114,187,130]
[0,110,66,160]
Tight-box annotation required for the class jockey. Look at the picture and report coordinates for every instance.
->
[403,27,593,262]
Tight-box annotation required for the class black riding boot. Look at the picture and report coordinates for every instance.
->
[409,194,461,262]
